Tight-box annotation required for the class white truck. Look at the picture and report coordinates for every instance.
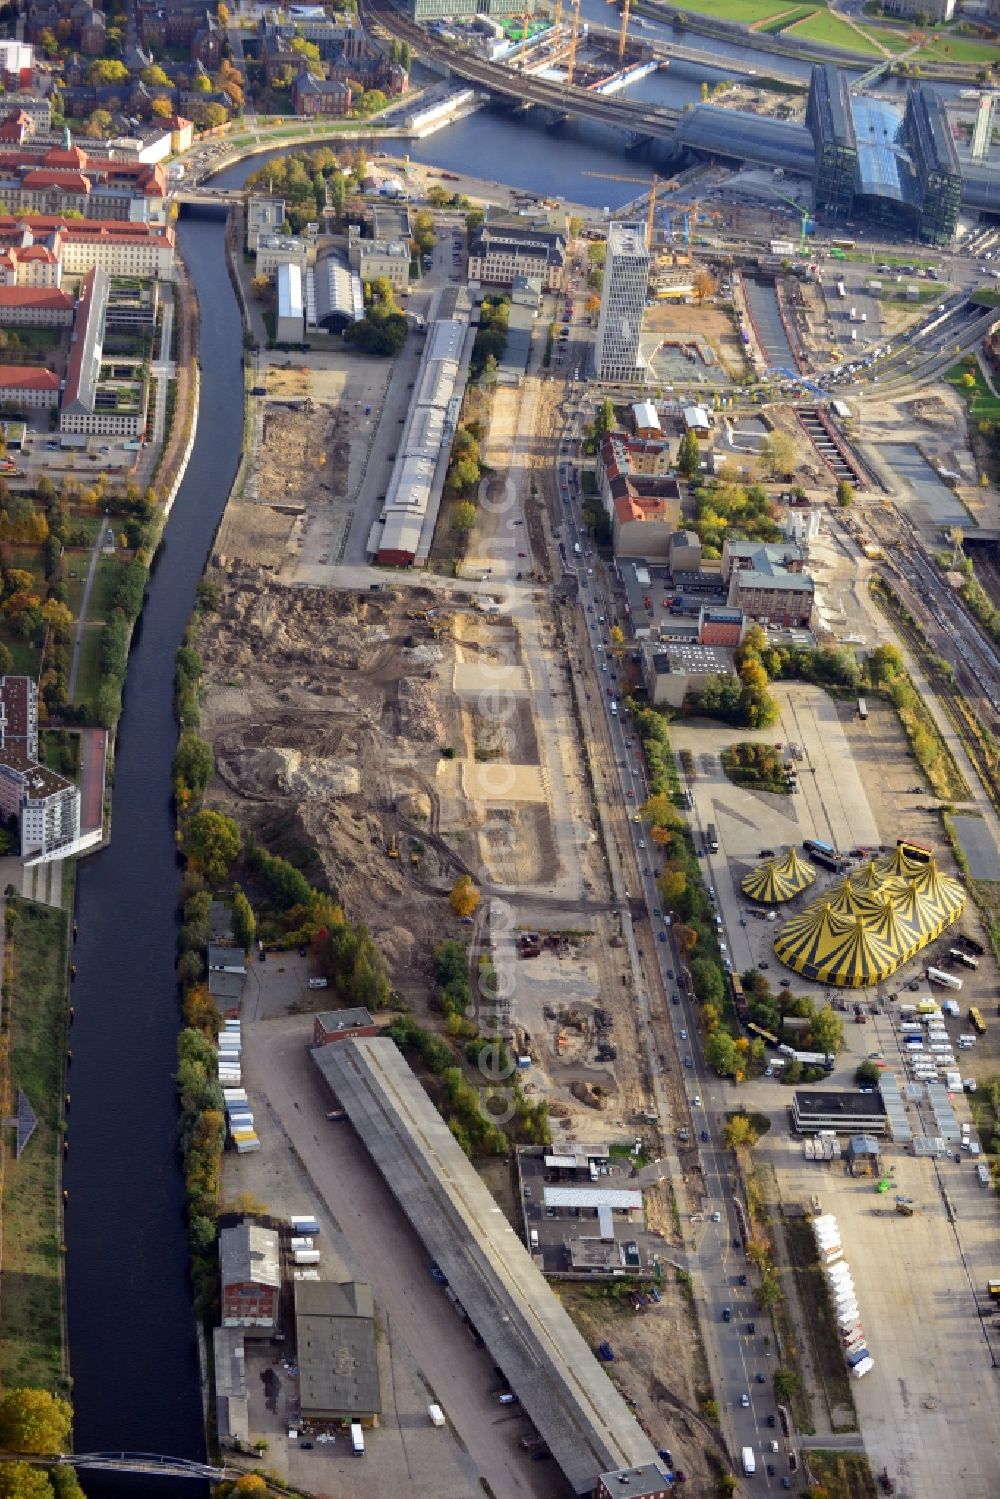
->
[742,1446,756,1476]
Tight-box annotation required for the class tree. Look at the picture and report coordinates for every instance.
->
[723,1113,760,1150]
[773,1367,800,1401]
[690,957,724,1005]
[41,599,73,638]
[673,923,698,956]
[232,888,255,951]
[250,274,271,301]
[0,1389,72,1453]
[192,74,212,94]
[808,1004,843,1055]
[450,874,480,919]
[84,110,113,140]
[705,1026,739,1077]
[869,642,902,684]
[657,866,687,908]
[151,97,174,120]
[594,397,616,437]
[233,1480,268,1496]
[454,501,477,534]
[693,268,716,303]
[197,103,229,129]
[358,89,389,116]
[757,1274,782,1309]
[182,809,241,885]
[87,58,128,85]
[760,431,796,480]
[290,36,323,74]
[640,792,682,831]
[217,1,230,22]
[836,479,854,507]
[677,429,700,479]
[855,1058,881,1087]
[0,1464,53,1499]
[141,64,171,88]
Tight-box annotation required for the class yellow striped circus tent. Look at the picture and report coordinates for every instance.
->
[741,859,797,905]
[893,881,950,947]
[773,900,852,963]
[852,860,907,900]
[775,910,902,989]
[806,875,878,921]
[908,858,965,921]
[860,894,920,964]
[876,844,927,880]
[773,846,816,893]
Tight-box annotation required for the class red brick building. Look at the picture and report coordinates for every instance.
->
[219,1222,280,1335]
[313,1007,378,1047]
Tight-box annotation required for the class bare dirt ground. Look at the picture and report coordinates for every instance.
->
[643,300,748,380]
[214,356,390,572]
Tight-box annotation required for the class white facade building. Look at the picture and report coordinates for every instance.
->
[595,221,650,384]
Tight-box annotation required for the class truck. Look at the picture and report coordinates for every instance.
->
[294,1248,320,1265]
[927,967,962,991]
[290,1215,320,1236]
[852,1356,874,1379]
[742,1447,756,1476]
[351,1423,365,1456]
[428,1404,446,1427]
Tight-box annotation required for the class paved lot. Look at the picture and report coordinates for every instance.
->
[951,813,1000,881]
[754,1114,1000,1499]
[233,1015,569,1499]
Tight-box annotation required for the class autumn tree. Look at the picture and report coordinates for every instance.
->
[233,1478,268,1496]
[449,874,480,919]
[0,1463,53,1499]
[87,58,128,86]
[141,64,170,88]
[182,809,241,885]
[759,431,796,481]
[454,501,476,535]
[673,922,698,956]
[657,865,687,908]
[693,268,716,303]
[722,1113,760,1151]
[251,274,271,302]
[0,1389,72,1453]
[151,97,174,120]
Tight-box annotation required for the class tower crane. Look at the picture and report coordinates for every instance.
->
[566,0,580,86]
[619,0,630,61]
[766,184,811,254]
[553,0,563,31]
[646,173,658,244]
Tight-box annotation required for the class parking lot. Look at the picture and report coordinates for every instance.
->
[754,1112,1000,1499]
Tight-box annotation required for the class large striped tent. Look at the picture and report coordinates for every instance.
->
[742,848,816,904]
[876,845,927,881]
[774,854,965,989]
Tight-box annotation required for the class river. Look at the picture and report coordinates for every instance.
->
[64,210,241,1489]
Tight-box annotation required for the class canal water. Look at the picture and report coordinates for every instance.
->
[64,210,241,1486]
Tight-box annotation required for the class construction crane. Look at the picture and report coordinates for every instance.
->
[553,0,563,30]
[566,0,580,86]
[766,184,811,254]
[646,173,658,244]
[619,0,630,61]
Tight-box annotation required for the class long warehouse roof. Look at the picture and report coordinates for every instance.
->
[313,1037,660,1495]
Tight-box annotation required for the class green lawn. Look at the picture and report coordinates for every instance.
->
[71,626,103,710]
[785,8,883,53]
[0,899,70,1391]
[758,4,814,31]
[921,34,1000,63]
[665,0,795,22]
[947,361,1000,424]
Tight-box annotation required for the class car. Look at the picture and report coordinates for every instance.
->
[300,1441,314,1449]
[722,1307,732,1322]
[711,1210,721,1223]
[680,1028,688,1040]
[671,993,680,1004]
[638,839,646,849]
[782,1479,791,1489]
[667,969,674,980]
[683,1055,693,1068]
[700,1129,709,1142]
[756,1373,766,1385]
[740,1394,750,1408]
[746,1322,756,1334]
[738,1274,748,1286]
[692,1095,701,1107]
[759,961,769,970]
[430,1262,448,1285]
[627,788,634,799]
[767,1464,776,1477]
[659,931,667,943]
[766,1414,776,1429]
[653,906,661,917]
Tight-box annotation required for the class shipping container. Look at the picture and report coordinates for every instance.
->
[351,1423,365,1457]
[851,1356,874,1378]
[294,1249,321,1265]
[290,1237,314,1250]
[235,1136,260,1153]
[428,1404,446,1427]
[291,1216,320,1234]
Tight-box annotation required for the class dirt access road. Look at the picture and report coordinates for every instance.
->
[241,1014,570,1499]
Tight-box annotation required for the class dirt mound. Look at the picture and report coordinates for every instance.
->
[221,746,361,799]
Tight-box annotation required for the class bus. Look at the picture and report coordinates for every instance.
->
[989,1279,1000,1302]
[706,824,718,853]
[810,848,845,873]
[857,697,868,721]
[748,1021,779,1047]
[950,949,979,971]
[961,935,986,957]
[897,837,932,864]
[804,838,834,857]
[731,973,749,1022]
[832,238,856,251]
[969,1007,987,1036]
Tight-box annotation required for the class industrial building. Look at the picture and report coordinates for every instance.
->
[219,1222,281,1334]
[642,641,735,708]
[312,1007,379,1046]
[294,1279,381,1425]
[372,287,472,566]
[595,220,649,383]
[312,1036,661,1495]
[275,261,304,343]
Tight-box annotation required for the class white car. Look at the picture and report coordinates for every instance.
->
[693,1095,701,1107]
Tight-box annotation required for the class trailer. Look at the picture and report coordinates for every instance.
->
[927,967,962,991]
[290,1216,321,1235]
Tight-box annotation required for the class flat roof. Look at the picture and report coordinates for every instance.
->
[542,1187,643,1210]
[316,1007,375,1032]
[312,1038,659,1494]
[795,1090,887,1117]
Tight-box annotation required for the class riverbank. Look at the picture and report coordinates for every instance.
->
[0,894,72,1393]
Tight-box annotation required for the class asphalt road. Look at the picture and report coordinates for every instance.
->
[547,306,796,1488]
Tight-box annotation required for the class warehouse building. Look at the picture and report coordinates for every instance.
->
[294,1279,381,1425]
[312,1036,661,1495]
[275,261,304,343]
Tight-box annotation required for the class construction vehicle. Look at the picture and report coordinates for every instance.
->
[387,832,399,859]
[875,1175,891,1194]
[895,1196,915,1217]
[765,183,812,254]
